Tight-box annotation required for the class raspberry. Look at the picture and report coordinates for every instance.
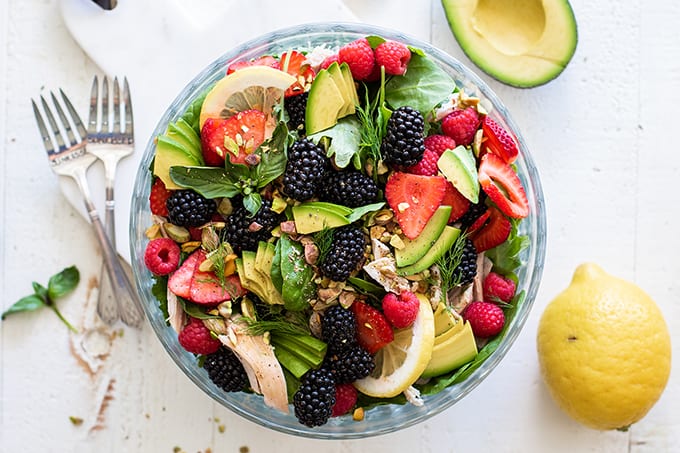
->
[320,54,340,70]
[441,107,480,146]
[483,272,516,303]
[374,40,411,76]
[382,291,420,328]
[144,237,180,275]
[149,178,171,216]
[463,301,505,338]
[332,383,358,417]
[404,149,439,176]
[424,134,457,157]
[338,38,375,81]
[178,317,222,355]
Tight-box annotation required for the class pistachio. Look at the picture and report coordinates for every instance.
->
[244,153,261,166]
[217,301,233,318]
[309,311,322,338]
[338,291,356,309]
[164,223,190,243]
[248,221,263,232]
[317,287,343,303]
[203,318,228,336]
[389,234,405,250]
[217,198,233,216]
[198,258,214,272]
[241,297,257,320]
[304,242,319,265]
[373,209,394,225]
[202,227,220,250]
[145,224,162,240]
[280,220,297,235]
[181,241,201,253]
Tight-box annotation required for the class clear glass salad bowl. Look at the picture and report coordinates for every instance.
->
[129,22,546,439]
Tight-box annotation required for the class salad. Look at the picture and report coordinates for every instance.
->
[142,35,530,428]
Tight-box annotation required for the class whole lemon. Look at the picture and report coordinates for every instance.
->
[537,263,671,430]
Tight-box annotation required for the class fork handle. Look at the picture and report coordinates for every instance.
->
[84,197,144,328]
[97,184,119,325]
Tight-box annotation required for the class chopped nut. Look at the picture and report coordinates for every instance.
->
[304,242,319,265]
[280,220,297,235]
[473,128,484,158]
[203,318,228,335]
[352,407,365,421]
[244,153,261,166]
[338,291,356,308]
[389,234,405,250]
[370,225,386,240]
[181,241,202,253]
[317,287,343,303]
[202,228,220,250]
[217,198,233,216]
[223,258,237,276]
[217,301,233,318]
[164,224,190,243]
[309,311,322,338]
[145,224,162,240]
[241,297,257,319]
[248,221,263,232]
[69,416,83,426]
[373,209,394,225]
[198,258,214,272]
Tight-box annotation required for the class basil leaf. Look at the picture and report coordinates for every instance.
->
[32,282,48,300]
[347,202,385,223]
[151,275,169,321]
[255,149,287,189]
[179,298,221,320]
[243,193,262,217]
[169,166,241,199]
[47,266,80,300]
[1,294,46,319]
[181,89,210,133]
[270,239,284,294]
[308,117,362,169]
[385,52,455,114]
[365,35,386,49]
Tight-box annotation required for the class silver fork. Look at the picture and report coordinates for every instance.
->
[87,76,136,326]
[31,89,144,328]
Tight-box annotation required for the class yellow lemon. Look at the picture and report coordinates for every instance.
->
[537,263,671,430]
[353,294,435,398]
[199,66,296,130]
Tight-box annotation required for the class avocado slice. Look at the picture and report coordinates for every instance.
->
[395,205,452,267]
[326,62,354,117]
[437,146,479,204]
[433,302,464,337]
[441,0,577,87]
[422,320,478,378]
[299,201,353,217]
[305,70,346,135]
[167,118,202,161]
[291,204,350,234]
[397,226,461,276]
[153,135,203,189]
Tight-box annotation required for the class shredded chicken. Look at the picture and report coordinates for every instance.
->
[403,386,424,406]
[471,253,493,301]
[166,288,186,334]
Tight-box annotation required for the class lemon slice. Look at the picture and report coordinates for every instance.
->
[199,66,296,130]
[354,295,435,398]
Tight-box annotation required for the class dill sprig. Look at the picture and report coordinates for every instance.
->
[313,227,334,264]
[432,232,468,294]
[355,68,389,181]
[245,316,310,337]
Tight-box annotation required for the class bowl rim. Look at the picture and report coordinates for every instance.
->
[130,21,547,439]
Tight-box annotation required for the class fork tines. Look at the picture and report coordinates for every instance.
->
[32,90,88,165]
[88,76,134,144]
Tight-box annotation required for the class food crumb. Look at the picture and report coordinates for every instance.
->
[69,416,83,426]
[239,447,249,453]
[353,407,365,421]
[218,424,225,433]
[172,447,182,453]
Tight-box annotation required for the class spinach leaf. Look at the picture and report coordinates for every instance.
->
[486,219,530,277]
[180,298,221,320]
[385,52,455,114]
[347,202,385,223]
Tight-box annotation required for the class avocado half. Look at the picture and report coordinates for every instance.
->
[441,0,578,88]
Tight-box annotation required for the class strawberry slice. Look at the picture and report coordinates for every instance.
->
[168,249,244,305]
[168,250,203,299]
[469,206,512,252]
[385,172,448,239]
[351,301,394,354]
[149,178,171,216]
[478,153,529,219]
[200,110,266,167]
[226,56,281,74]
[280,50,315,97]
[441,182,470,223]
[482,116,519,164]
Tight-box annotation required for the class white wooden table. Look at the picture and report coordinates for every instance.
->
[1,1,678,452]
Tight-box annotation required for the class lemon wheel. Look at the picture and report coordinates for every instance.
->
[199,66,296,130]
[354,295,435,398]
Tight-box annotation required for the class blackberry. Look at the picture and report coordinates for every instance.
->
[284,91,308,134]
[458,194,488,230]
[320,170,379,208]
[203,348,248,393]
[282,139,329,201]
[223,199,284,253]
[166,190,216,227]
[380,106,425,166]
[453,238,478,286]
[324,346,375,384]
[293,368,336,427]
[321,305,357,353]
[318,225,366,282]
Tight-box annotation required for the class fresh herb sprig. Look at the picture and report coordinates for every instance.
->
[2,266,80,332]
[432,233,468,295]
[355,68,391,181]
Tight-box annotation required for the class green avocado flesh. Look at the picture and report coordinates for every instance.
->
[442,0,578,87]
[395,205,452,267]
[305,62,357,134]
[397,225,461,276]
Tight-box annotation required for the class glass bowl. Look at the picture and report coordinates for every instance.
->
[129,22,546,439]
